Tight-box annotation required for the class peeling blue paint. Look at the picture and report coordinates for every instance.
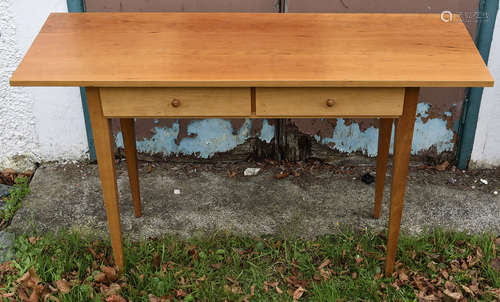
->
[116,118,275,158]
[314,102,455,156]
[259,119,275,143]
[116,102,453,158]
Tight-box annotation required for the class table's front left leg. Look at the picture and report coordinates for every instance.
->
[86,87,124,271]
[385,87,419,276]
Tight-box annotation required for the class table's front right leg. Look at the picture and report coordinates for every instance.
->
[86,87,124,271]
[384,87,419,277]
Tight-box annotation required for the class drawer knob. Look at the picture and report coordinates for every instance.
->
[326,99,335,107]
[171,98,181,107]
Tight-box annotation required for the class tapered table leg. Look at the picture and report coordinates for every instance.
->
[374,118,393,219]
[86,87,124,271]
[385,88,419,276]
[120,118,142,217]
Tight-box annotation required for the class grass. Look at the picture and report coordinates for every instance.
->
[0,228,498,301]
[0,177,29,228]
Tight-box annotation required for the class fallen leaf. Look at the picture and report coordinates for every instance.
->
[56,279,71,294]
[399,272,409,282]
[94,272,106,283]
[147,164,153,173]
[102,266,117,282]
[489,257,500,272]
[274,171,290,179]
[175,288,187,298]
[436,161,449,171]
[461,285,475,297]
[444,289,463,301]
[103,283,121,296]
[293,286,306,301]
[153,252,161,268]
[105,294,126,302]
[318,259,330,270]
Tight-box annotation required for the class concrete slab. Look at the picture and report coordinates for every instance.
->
[7,161,500,240]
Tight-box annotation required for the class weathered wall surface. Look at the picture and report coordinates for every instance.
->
[0,0,88,169]
[86,0,479,162]
[471,8,500,168]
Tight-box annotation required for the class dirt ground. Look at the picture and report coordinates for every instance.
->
[5,158,499,240]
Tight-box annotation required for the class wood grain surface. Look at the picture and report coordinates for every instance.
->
[255,88,404,117]
[10,13,493,87]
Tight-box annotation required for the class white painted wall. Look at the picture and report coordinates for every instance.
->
[0,0,88,169]
[471,8,500,168]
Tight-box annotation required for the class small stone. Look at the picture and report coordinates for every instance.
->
[480,179,488,185]
[448,177,456,184]
[243,168,261,176]
[471,185,476,189]
[174,189,181,195]
[0,184,12,198]
[494,191,498,195]
[361,173,375,184]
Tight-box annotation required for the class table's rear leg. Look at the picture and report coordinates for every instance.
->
[385,88,419,276]
[86,87,124,271]
[120,118,142,217]
[374,118,393,219]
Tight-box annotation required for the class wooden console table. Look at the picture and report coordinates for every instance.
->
[11,13,492,276]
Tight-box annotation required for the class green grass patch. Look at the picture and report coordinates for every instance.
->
[0,228,498,301]
[0,177,29,229]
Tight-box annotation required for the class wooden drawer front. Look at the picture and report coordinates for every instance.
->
[255,88,405,117]
[100,88,251,117]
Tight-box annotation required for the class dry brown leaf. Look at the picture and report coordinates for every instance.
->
[227,171,237,178]
[461,285,475,297]
[319,268,331,281]
[102,266,117,282]
[147,164,153,173]
[103,283,121,297]
[94,272,106,283]
[435,161,449,171]
[198,275,207,282]
[274,171,290,179]
[175,288,187,298]
[153,252,161,268]
[318,259,331,270]
[443,289,463,301]
[293,286,306,301]
[250,284,255,296]
[55,279,71,294]
[489,257,500,272]
[105,294,126,302]
[399,272,409,282]
[43,294,61,302]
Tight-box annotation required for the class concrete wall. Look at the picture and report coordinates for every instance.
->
[0,0,88,169]
[471,8,500,168]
